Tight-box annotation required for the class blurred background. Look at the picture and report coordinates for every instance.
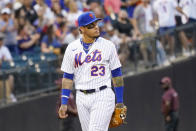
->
[0,0,196,131]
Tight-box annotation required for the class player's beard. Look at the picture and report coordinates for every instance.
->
[93,30,100,38]
[93,34,100,39]
[85,29,100,40]
[88,32,100,39]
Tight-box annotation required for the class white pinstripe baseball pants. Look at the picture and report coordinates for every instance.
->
[76,87,115,131]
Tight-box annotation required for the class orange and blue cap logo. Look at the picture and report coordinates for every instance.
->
[89,13,94,18]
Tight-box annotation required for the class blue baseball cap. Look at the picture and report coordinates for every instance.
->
[78,11,102,27]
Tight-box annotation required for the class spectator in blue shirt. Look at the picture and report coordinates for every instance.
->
[17,25,40,54]
[41,25,62,54]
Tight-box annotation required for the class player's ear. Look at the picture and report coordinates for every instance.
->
[79,28,82,34]
[79,27,85,34]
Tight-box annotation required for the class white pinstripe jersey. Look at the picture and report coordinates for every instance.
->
[61,37,121,90]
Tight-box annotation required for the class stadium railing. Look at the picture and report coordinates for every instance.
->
[128,22,196,71]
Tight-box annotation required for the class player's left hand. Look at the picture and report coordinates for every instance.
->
[109,103,127,128]
[116,103,125,108]
[58,105,68,119]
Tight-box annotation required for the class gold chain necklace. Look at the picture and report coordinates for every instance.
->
[80,38,95,51]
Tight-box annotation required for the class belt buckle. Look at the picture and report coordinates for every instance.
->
[83,90,87,94]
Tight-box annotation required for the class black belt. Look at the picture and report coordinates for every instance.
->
[80,86,107,94]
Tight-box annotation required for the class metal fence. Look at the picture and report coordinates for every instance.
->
[0,53,61,106]
[128,22,196,71]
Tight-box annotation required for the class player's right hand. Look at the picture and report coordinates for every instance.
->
[58,105,68,119]
[165,115,171,122]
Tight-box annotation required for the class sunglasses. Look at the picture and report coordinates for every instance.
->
[84,22,98,29]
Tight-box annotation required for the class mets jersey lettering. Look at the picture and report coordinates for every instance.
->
[61,37,121,90]
[74,50,102,68]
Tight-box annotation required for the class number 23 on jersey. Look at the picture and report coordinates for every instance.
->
[91,65,105,76]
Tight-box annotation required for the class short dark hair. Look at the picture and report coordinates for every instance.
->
[59,22,66,28]
[69,26,77,32]
[18,25,25,34]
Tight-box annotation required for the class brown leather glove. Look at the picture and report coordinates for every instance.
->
[109,104,127,128]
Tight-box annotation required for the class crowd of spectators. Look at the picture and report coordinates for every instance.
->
[0,0,196,103]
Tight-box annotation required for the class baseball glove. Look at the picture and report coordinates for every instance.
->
[109,105,127,128]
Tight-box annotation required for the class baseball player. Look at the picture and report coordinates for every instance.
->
[58,12,125,131]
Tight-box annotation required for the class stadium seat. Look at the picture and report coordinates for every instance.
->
[1,61,15,70]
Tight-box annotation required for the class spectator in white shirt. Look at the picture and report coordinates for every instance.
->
[0,32,16,103]
[0,33,12,62]
[0,7,17,52]
[180,0,196,23]
[65,0,83,27]
[33,0,56,27]
[63,26,80,45]
[0,0,12,10]
[179,0,196,55]
[133,0,157,67]
[153,0,187,61]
